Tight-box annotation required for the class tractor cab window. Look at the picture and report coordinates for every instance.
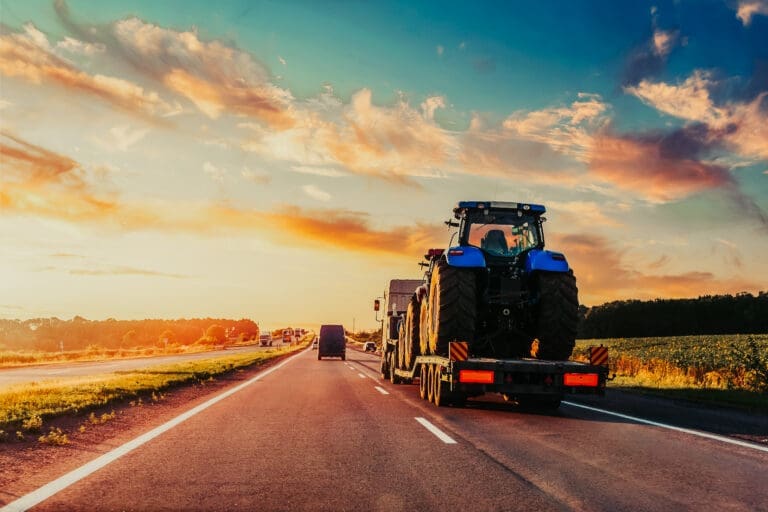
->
[466,216,541,257]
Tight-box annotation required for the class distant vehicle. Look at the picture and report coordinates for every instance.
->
[363,342,376,352]
[317,324,345,360]
[282,328,294,344]
[259,334,272,347]
[311,339,318,350]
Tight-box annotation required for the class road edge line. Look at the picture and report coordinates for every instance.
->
[1,349,306,512]
[563,401,768,454]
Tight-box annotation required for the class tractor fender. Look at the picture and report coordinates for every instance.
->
[525,249,570,273]
[445,246,486,268]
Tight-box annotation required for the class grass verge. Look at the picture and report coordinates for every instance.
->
[0,342,309,432]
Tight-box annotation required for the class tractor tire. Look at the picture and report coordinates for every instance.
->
[425,260,477,356]
[534,271,579,361]
[403,296,420,369]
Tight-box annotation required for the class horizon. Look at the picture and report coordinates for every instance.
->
[2,0,767,330]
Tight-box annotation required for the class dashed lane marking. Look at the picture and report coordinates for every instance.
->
[563,401,768,454]
[374,386,389,395]
[415,417,457,444]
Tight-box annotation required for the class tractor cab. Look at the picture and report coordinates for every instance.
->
[453,201,545,260]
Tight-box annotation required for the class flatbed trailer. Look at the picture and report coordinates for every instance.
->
[383,342,608,408]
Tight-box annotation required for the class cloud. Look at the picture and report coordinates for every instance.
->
[241,168,271,184]
[626,72,768,161]
[502,93,608,161]
[203,161,227,182]
[52,2,294,129]
[436,45,444,56]
[56,36,105,56]
[421,96,446,121]
[94,125,149,151]
[0,24,170,119]
[1,134,444,258]
[278,56,287,66]
[551,233,763,305]
[242,88,457,183]
[736,0,768,25]
[302,184,331,202]
[546,201,623,228]
[621,22,679,86]
[68,265,187,278]
[290,166,347,177]
[588,128,735,202]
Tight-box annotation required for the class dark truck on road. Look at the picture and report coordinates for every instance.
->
[317,324,346,360]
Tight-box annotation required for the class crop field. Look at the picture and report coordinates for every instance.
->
[575,334,768,409]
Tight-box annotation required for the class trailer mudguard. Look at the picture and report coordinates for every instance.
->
[525,249,570,273]
[445,246,486,268]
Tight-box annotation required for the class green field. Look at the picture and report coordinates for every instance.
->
[575,334,768,410]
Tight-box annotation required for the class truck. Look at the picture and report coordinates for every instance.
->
[377,278,424,378]
[377,201,608,408]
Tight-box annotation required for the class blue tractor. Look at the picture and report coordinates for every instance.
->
[411,201,579,361]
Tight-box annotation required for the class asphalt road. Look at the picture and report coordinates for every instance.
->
[7,347,768,511]
[0,343,287,388]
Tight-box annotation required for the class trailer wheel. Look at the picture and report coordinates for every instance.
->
[433,366,447,407]
[419,365,428,400]
[533,271,578,361]
[403,296,420,368]
[426,365,435,403]
[425,260,477,356]
[389,354,402,384]
[418,300,430,356]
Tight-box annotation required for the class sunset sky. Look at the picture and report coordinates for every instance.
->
[1,0,767,330]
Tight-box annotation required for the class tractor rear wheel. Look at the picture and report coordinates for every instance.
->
[534,271,578,360]
[425,260,477,356]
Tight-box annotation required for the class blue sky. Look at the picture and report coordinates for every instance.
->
[1,0,767,328]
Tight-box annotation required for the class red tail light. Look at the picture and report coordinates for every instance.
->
[448,249,464,256]
[563,373,599,387]
[459,369,495,384]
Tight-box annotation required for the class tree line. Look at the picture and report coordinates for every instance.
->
[577,292,768,339]
[0,317,260,352]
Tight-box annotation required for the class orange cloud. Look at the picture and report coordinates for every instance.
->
[588,132,734,201]
[1,133,443,257]
[0,26,168,119]
[551,233,763,305]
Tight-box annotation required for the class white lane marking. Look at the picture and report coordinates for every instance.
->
[563,401,768,454]
[358,373,367,379]
[1,351,305,512]
[415,417,457,444]
[374,386,390,395]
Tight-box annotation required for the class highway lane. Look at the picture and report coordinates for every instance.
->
[10,347,768,511]
[0,343,288,388]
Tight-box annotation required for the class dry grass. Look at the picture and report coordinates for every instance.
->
[0,342,308,431]
[0,342,256,368]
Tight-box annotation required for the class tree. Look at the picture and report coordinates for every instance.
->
[205,324,226,344]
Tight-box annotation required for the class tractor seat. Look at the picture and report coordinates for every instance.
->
[481,229,508,255]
